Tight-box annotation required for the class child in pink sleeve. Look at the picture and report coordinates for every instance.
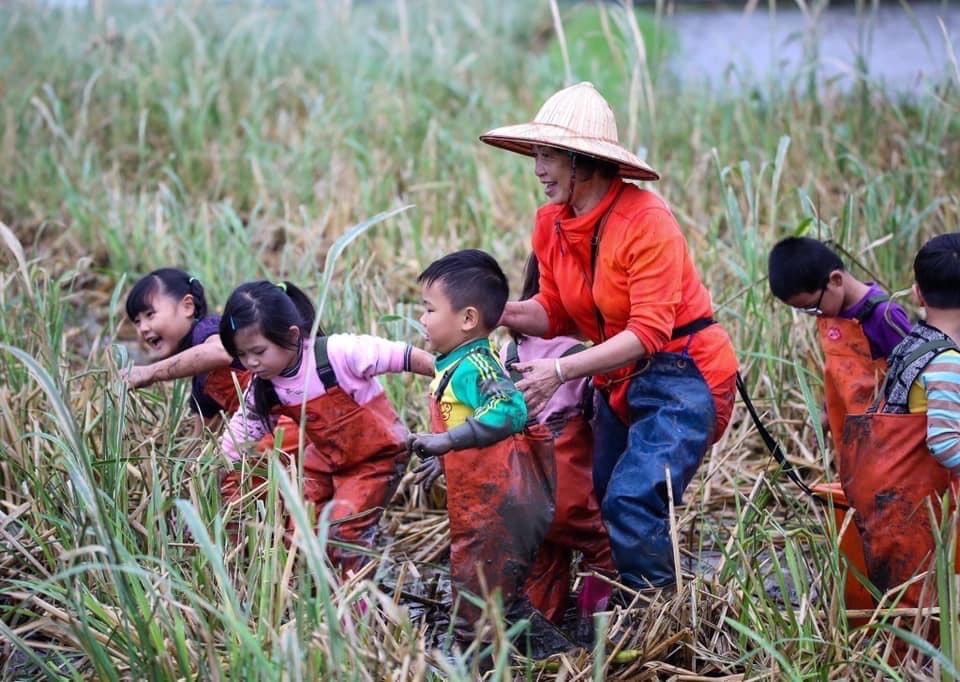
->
[221,333,415,460]
[502,254,615,643]
[217,280,433,572]
[502,335,588,430]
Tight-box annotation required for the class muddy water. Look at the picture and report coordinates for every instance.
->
[665,4,960,92]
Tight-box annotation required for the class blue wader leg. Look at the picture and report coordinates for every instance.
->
[592,353,715,589]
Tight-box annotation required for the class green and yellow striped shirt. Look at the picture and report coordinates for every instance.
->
[430,337,527,436]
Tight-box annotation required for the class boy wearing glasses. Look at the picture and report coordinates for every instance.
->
[768,236,911,451]
[769,236,912,616]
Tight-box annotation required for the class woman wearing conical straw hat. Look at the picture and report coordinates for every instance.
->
[485,82,739,597]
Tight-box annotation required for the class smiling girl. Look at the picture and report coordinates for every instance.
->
[125,268,249,432]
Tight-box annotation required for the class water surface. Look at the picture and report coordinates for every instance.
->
[666,4,960,92]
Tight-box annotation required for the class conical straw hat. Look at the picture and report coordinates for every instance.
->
[480,82,659,181]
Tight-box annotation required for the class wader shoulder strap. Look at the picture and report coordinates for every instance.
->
[852,294,888,322]
[433,364,458,405]
[589,185,627,343]
[735,372,839,506]
[879,337,957,413]
[312,336,338,390]
[505,340,522,383]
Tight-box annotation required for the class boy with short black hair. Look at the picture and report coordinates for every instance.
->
[769,237,913,615]
[411,249,526,453]
[408,249,565,652]
[769,236,910,360]
[768,236,911,451]
[841,232,960,612]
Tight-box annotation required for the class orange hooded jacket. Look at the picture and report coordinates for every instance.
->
[533,178,738,423]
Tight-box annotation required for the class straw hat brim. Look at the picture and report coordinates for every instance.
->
[480,122,659,181]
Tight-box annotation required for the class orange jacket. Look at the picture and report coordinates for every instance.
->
[533,178,738,422]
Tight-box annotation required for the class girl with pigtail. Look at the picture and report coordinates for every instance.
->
[124,268,251,433]
[218,280,433,571]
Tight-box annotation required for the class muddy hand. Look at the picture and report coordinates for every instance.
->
[513,358,562,417]
[413,456,443,489]
[406,432,454,458]
[121,365,156,389]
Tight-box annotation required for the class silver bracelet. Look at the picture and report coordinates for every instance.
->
[554,357,566,384]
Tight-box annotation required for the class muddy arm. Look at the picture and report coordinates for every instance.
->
[126,337,233,388]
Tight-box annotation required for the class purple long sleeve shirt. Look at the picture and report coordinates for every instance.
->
[189,315,244,418]
[839,283,912,360]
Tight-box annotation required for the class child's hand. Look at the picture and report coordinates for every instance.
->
[122,365,156,389]
[413,457,443,489]
[406,432,453,458]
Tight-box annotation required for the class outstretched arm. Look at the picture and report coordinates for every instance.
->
[330,334,435,380]
[408,347,435,377]
[125,336,233,388]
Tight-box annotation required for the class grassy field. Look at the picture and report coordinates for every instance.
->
[1,0,959,679]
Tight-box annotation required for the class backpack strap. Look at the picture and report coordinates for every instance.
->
[560,342,587,358]
[312,335,338,390]
[878,337,957,413]
[505,340,522,383]
[505,339,587,379]
[852,293,888,323]
[560,342,593,419]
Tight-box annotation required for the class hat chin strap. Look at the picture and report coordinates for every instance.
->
[567,152,577,207]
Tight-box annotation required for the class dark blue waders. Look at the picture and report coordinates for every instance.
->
[592,351,715,589]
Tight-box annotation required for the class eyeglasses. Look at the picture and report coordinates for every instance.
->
[799,287,827,317]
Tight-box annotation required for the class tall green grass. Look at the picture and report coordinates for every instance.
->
[1,0,959,678]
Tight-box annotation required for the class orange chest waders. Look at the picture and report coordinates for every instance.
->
[428,368,555,636]
[816,317,887,462]
[841,411,958,610]
[224,338,407,573]
[813,317,887,618]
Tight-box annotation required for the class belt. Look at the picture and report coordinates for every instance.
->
[596,317,717,392]
[670,317,716,341]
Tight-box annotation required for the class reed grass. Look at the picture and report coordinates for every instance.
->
[1,0,959,678]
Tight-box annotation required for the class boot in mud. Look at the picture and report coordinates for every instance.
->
[573,616,595,649]
[508,597,576,659]
[572,575,613,648]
